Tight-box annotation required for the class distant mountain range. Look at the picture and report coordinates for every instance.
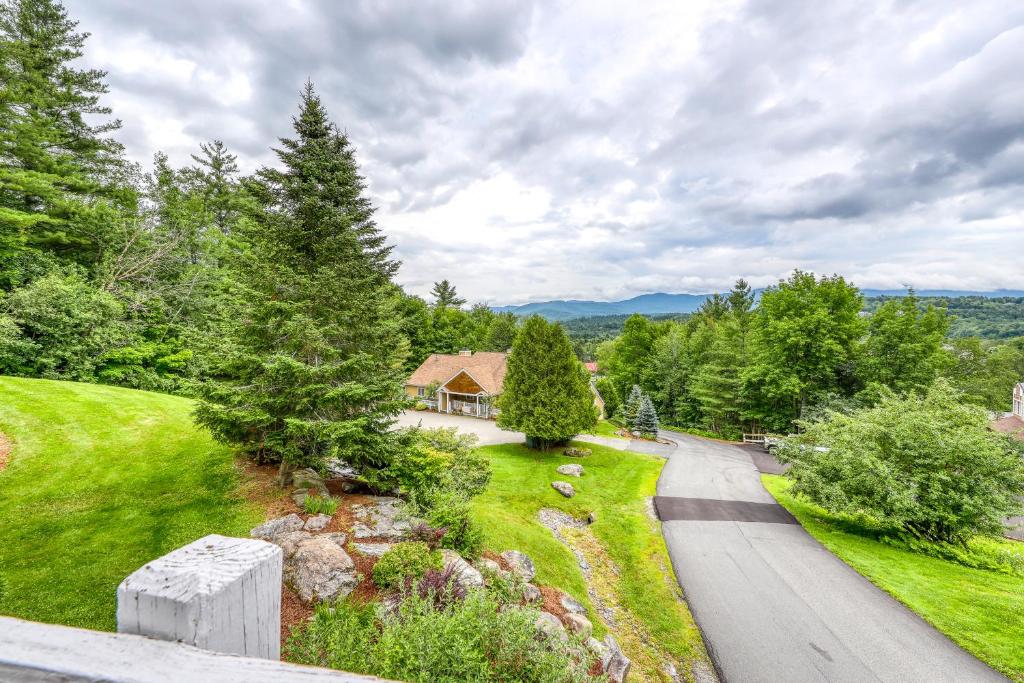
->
[492,289,1024,321]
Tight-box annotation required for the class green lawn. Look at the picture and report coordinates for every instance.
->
[0,377,262,631]
[586,419,626,439]
[763,474,1024,682]
[472,441,709,679]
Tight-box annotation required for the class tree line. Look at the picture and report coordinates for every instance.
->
[596,275,1024,437]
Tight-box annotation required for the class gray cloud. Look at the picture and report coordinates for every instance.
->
[67,0,1024,303]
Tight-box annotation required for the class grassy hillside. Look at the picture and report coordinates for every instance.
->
[473,442,710,680]
[0,377,262,631]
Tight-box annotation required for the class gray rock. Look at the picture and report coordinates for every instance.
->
[561,594,587,614]
[535,612,567,641]
[271,530,314,558]
[501,550,536,582]
[587,510,597,524]
[351,496,416,539]
[323,532,347,548]
[522,583,542,603]
[292,468,329,496]
[250,513,304,540]
[556,463,584,477]
[563,447,591,457]
[587,636,607,659]
[564,613,593,639]
[603,634,631,683]
[292,489,309,507]
[551,481,576,498]
[441,549,484,588]
[353,542,393,557]
[285,536,359,603]
[304,514,332,531]
[477,557,503,574]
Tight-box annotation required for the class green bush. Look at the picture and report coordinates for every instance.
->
[425,492,484,559]
[372,542,442,590]
[287,587,597,682]
[480,566,526,606]
[303,494,339,516]
[779,380,1024,544]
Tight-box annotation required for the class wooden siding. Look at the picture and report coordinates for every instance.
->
[444,370,485,395]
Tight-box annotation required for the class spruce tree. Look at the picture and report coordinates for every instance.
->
[0,0,127,286]
[430,279,465,308]
[619,384,643,428]
[634,393,660,438]
[195,83,409,477]
[497,316,596,449]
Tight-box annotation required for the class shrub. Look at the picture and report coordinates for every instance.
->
[303,494,339,516]
[408,522,447,551]
[779,380,1024,544]
[425,492,484,559]
[372,542,442,590]
[480,566,526,606]
[377,427,490,502]
[287,588,598,682]
[399,564,467,610]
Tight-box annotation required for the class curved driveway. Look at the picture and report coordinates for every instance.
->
[657,430,1007,683]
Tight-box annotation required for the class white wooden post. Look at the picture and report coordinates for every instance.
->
[117,534,283,660]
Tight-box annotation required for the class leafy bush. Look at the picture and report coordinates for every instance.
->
[424,491,484,559]
[287,587,598,682]
[779,380,1024,544]
[376,427,489,502]
[479,566,526,606]
[303,494,339,516]
[398,564,467,610]
[372,542,442,590]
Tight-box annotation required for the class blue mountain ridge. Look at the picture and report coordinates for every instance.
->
[492,289,1024,321]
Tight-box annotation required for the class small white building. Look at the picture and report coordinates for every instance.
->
[1014,382,1023,419]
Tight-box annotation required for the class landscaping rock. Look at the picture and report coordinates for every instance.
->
[441,549,484,588]
[551,481,576,498]
[477,557,503,574]
[304,514,332,531]
[323,532,347,548]
[352,496,416,539]
[272,530,314,558]
[556,463,584,477]
[325,457,362,492]
[522,583,542,603]
[563,613,593,639]
[292,490,309,507]
[353,542,393,557]
[587,510,597,524]
[560,594,587,615]
[501,550,536,582]
[250,513,303,540]
[602,635,631,683]
[586,636,607,660]
[292,468,329,496]
[535,612,567,641]
[563,447,591,457]
[286,535,359,603]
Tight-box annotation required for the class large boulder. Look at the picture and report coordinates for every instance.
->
[304,514,332,531]
[272,530,314,558]
[551,481,576,498]
[251,513,304,540]
[602,635,631,683]
[556,464,584,477]
[352,496,416,540]
[325,457,362,492]
[535,612,567,642]
[501,550,536,582]
[441,549,484,588]
[285,536,359,603]
[292,468,329,496]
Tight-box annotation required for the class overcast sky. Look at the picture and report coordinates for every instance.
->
[68,0,1024,304]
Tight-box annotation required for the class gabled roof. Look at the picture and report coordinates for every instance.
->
[992,414,1024,441]
[407,352,508,395]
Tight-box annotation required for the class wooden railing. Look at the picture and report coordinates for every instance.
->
[0,534,388,682]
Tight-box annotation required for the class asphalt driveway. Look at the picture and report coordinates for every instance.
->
[393,410,523,445]
[657,430,1007,683]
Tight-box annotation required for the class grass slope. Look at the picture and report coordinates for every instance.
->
[763,474,1024,681]
[0,377,262,631]
[472,441,707,676]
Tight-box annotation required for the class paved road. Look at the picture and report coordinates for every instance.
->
[657,430,1007,683]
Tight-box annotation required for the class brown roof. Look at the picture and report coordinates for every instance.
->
[407,352,508,395]
[992,414,1024,441]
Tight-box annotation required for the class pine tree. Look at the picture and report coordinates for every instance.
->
[634,394,659,437]
[0,0,128,287]
[619,384,643,428]
[496,316,597,449]
[195,83,409,477]
[431,279,465,308]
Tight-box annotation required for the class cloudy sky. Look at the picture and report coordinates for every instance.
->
[68,0,1024,304]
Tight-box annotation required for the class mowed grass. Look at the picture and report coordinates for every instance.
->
[764,474,1024,681]
[0,377,262,631]
[472,441,707,668]
[586,419,626,439]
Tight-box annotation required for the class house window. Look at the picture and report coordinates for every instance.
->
[417,387,426,397]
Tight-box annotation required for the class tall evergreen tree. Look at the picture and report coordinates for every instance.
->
[619,384,643,427]
[430,279,465,308]
[497,316,596,449]
[633,394,659,437]
[0,0,128,286]
[195,83,409,477]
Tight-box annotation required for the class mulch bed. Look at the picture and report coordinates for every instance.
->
[0,430,11,472]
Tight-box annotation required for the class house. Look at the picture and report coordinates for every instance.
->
[405,350,508,419]
[584,361,599,374]
[991,382,1024,442]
